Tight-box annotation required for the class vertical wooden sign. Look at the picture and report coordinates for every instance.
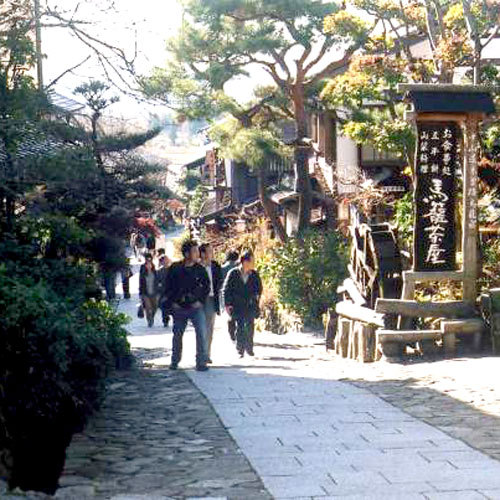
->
[414,122,460,271]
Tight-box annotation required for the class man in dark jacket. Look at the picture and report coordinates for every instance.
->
[164,240,210,371]
[199,243,223,363]
[157,255,172,327]
[221,250,239,341]
[223,250,262,358]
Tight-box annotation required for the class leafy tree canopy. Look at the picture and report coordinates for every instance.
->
[320,0,500,164]
[143,0,375,232]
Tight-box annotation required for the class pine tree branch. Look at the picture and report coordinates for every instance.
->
[303,38,333,75]
[308,50,355,86]
[270,48,292,82]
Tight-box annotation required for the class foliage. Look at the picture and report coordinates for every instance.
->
[143,0,374,233]
[0,233,130,493]
[179,169,201,192]
[392,191,414,253]
[260,229,347,326]
[209,117,292,169]
[189,185,209,217]
[480,237,500,292]
[0,14,146,493]
[320,0,500,166]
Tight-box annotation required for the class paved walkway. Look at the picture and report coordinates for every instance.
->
[9,244,500,499]
[122,272,500,500]
[189,341,500,499]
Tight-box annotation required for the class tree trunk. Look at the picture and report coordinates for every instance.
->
[257,165,287,243]
[292,84,312,235]
[473,38,482,84]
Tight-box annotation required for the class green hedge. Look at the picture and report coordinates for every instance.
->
[0,240,130,494]
[259,229,347,327]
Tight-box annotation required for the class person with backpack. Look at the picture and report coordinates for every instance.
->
[223,250,262,358]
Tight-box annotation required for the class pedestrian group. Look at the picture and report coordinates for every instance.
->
[138,240,262,372]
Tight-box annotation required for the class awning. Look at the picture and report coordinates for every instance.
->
[399,84,497,115]
[184,157,205,169]
[409,91,496,114]
[269,191,299,205]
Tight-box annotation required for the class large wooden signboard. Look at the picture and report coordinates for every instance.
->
[414,121,460,272]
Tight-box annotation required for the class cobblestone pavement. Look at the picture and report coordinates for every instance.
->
[6,246,500,498]
[63,272,500,500]
[54,365,270,499]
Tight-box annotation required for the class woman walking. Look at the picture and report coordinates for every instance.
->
[223,250,262,358]
[139,254,159,327]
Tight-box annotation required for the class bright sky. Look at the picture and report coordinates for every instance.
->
[42,0,260,119]
[42,0,184,119]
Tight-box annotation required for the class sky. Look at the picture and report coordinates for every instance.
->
[41,0,261,120]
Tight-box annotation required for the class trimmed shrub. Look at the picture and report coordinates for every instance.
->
[260,229,347,327]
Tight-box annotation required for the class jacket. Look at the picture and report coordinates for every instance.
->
[221,260,238,282]
[223,267,262,319]
[164,261,210,309]
[139,266,159,298]
[203,260,223,314]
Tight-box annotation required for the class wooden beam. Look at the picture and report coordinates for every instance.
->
[375,298,475,318]
[335,300,385,327]
[415,113,469,123]
[398,84,496,93]
[341,278,367,306]
[440,318,484,334]
[462,116,480,304]
[403,270,464,283]
[377,330,442,343]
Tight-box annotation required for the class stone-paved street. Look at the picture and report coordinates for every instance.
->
[118,266,500,500]
[5,246,500,499]
[54,364,270,499]
[186,332,500,499]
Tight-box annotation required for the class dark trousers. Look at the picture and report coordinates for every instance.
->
[160,301,170,326]
[103,272,116,301]
[228,318,236,341]
[121,274,130,299]
[235,317,255,355]
[171,307,208,367]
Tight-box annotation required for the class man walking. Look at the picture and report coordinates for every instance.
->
[223,250,262,358]
[221,250,239,341]
[165,240,210,371]
[199,243,223,363]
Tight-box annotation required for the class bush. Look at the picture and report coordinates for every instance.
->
[0,238,130,494]
[393,191,413,253]
[260,229,347,327]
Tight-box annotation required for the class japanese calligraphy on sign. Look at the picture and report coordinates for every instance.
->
[414,122,459,271]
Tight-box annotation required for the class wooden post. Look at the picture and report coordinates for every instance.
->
[462,115,480,304]
[34,0,44,90]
